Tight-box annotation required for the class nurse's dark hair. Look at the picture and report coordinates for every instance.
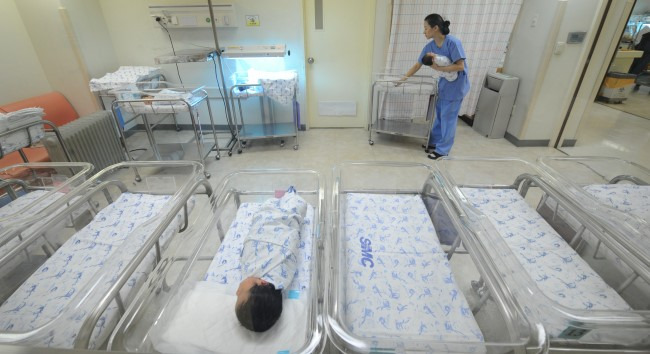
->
[235,283,283,332]
[425,13,450,35]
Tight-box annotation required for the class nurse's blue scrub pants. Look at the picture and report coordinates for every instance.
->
[428,98,463,156]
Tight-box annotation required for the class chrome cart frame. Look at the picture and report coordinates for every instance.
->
[328,161,546,353]
[0,161,211,350]
[229,83,299,154]
[434,157,650,352]
[0,120,72,163]
[111,86,220,180]
[368,74,436,146]
[109,169,324,353]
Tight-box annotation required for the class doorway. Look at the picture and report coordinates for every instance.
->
[557,0,650,167]
[303,0,374,128]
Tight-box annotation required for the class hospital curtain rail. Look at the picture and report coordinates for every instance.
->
[384,0,522,117]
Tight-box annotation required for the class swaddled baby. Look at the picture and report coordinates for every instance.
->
[235,187,307,332]
[422,53,458,82]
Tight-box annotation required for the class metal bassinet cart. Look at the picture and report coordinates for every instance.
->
[434,157,650,352]
[368,74,437,146]
[109,169,324,354]
[228,71,300,154]
[328,161,546,353]
[111,84,221,179]
[0,161,211,351]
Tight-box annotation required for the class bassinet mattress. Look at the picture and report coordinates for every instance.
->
[0,192,195,349]
[0,190,65,258]
[583,184,650,221]
[342,193,484,343]
[462,188,631,336]
[542,184,649,279]
[204,201,316,296]
[546,184,650,228]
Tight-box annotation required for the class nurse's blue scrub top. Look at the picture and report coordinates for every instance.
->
[418,35,470,101]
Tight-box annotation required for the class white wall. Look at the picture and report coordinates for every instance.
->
[14,0,99,116]
[559,0,634,143]
[60,0,119,80]
[504,0,605,143]
[503,0,562,140]
[98,0,307,127]
[0,1,51,105]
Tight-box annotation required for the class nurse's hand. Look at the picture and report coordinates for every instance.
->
[394,76,408,86]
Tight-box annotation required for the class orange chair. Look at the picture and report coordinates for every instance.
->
[0,92,79,168]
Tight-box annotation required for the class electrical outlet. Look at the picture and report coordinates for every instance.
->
[531,14,539,28]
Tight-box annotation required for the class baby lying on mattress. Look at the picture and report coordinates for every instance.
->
[235,186,308,332]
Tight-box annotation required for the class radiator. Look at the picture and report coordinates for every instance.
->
[43,111,125,171]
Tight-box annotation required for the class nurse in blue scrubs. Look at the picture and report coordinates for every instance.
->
[403,14,470,160]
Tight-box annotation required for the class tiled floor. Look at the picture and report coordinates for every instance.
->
[600,84,650,120]
[166,121,566,187]
[561,102,650,167]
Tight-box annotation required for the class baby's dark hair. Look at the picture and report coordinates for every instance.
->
[422,53,434,66]
[236,283,283,332]
[425,13,450,35]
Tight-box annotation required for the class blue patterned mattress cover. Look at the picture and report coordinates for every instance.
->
[204,201,315,298]
[583,184,650,220]
[0,192,194,349]
[462,188,630,336]
[583,184,650,232]
[543,184,650,274]
[0,190,65,259]
[341,193,484,343]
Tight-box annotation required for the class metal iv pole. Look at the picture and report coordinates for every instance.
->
[207,0,237,153]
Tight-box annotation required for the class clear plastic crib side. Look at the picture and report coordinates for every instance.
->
[0,162,93,224]
[537,156,650,269]
[108,169,325,354]
[327,161,546,354]
[0,161,208,350]
[433,157,650,351]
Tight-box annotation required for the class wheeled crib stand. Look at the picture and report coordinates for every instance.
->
[0,161,211,351]
[434,157,650,352]
[328,161,546,353]
[368,74,436,146]
[111,84,221,180]
[109,169,324,354]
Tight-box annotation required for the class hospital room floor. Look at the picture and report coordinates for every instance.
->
[560,102,650,167]
[127,116,650,183]
[126,120,566,185]
[180,121,564,184]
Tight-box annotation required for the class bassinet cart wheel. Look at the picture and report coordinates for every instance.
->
[228,151,232,157]
[369,140,374,145]
[293,145,299,150]
[205,172,211,179]
[280,139,285,147]
[176,127,182,132]
[237,149,243,154]
[215,155,220,160]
